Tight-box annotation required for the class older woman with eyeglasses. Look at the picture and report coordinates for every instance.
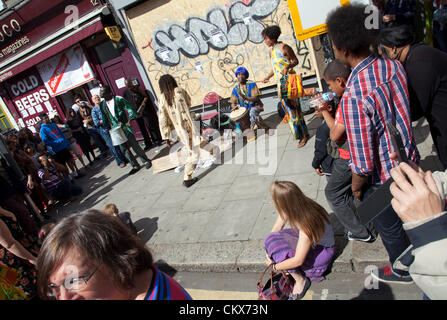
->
[36,210,192,300]
[377,24,447,170]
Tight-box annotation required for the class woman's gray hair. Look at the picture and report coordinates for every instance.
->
[36,210,153,299]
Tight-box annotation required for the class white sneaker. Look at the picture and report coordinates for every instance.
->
[201,157,216,169]
[174,165,185,173]
[193,161,204,173]
[347,231,372,242]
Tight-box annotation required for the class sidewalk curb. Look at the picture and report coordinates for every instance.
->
[148,237,389,274]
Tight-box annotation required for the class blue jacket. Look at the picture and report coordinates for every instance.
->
[39,123,70,154]
[91,106,104,128]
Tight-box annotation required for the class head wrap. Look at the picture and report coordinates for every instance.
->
[235,67,249,79]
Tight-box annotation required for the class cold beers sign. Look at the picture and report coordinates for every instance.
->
[37,44,95,97]
[4,68,58,132]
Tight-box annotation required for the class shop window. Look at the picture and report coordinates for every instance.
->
[0,104,12,131]
[93,41,121,64]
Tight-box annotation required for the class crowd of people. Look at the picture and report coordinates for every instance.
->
[0,1,446,301]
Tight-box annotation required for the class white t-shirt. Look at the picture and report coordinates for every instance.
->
[106,98,116,119]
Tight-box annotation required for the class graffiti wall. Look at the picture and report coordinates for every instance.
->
[127,0,316,106]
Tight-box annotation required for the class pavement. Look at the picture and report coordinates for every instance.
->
[46,106,444,275]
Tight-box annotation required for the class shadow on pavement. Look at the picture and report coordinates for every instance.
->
[412,117,431,145]
[420,155,444,172]
[351,282,395,300]
[135,217,159,243]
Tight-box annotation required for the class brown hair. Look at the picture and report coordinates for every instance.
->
[104,203,119,215]
[36,210,153,299]
[270,181,330,246]
[158,74,178,107]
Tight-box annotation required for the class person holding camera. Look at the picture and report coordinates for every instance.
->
[390,162,447,299]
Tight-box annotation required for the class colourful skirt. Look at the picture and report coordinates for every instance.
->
[280,98,308,140]
[264,229,334,282]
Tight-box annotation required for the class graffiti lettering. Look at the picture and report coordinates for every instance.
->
[153,0,280,66]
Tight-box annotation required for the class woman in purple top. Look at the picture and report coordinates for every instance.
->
[264,181,335,300]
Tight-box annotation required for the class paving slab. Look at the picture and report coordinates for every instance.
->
[181,184,231,212]
[200,198,265,242]
[223,174,275,202]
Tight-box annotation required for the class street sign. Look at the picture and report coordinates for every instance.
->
[287,0,370,40]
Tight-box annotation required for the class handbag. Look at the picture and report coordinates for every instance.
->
[278,70,304,100]
[257,263,294,300]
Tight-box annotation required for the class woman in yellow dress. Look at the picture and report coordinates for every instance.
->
[262,25,309,148]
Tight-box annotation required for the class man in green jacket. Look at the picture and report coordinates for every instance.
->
[99,85,152,175]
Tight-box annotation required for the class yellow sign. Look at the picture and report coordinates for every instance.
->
[287,0,352,41]
[104,26,122,42]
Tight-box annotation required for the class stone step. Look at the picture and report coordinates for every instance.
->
[150,236,389,275]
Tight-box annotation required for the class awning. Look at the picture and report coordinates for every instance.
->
[0,17,103,83]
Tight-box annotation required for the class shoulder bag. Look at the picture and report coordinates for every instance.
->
[257,263,294,300]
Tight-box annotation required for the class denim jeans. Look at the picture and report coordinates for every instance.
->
[87,127,108,154]
[325,158,370,238]
[119,132,151,169]
[364,183,411,276]
[51,179,82,200]
[98,127,127,166]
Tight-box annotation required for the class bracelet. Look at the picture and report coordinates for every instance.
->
[273,264,277,272]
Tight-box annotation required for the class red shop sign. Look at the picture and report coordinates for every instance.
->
[0,0,101,64]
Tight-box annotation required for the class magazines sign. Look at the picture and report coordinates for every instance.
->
[36,44,95,97]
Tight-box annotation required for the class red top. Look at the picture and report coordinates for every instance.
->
[334,107,350,160]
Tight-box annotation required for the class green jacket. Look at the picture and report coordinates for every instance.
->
[99,96,137,135]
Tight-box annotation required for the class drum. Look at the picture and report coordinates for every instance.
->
[109,126,128,146]
[230,107,250,131]
[230,107,255,142]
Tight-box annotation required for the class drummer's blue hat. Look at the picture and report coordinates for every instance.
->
[235,67,249,79]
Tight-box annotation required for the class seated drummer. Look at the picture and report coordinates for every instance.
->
[230,67,268,130]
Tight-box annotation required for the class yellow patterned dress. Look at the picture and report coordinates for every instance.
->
[271,43,308,140]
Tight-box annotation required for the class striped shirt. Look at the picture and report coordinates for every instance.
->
[144,266,192,300]
[38,164,62,194]
[341,55,419,185]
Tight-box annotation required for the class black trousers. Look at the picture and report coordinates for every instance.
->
[136,116,162,146]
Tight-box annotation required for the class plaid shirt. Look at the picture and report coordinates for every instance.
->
[341,55,419,185]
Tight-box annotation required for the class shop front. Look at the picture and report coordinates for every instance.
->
[0,0,151,138]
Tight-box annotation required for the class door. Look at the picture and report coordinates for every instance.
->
[103,61,130,97]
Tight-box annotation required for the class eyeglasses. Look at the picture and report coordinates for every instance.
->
[75,100,81,104]
[47,266,99,298]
